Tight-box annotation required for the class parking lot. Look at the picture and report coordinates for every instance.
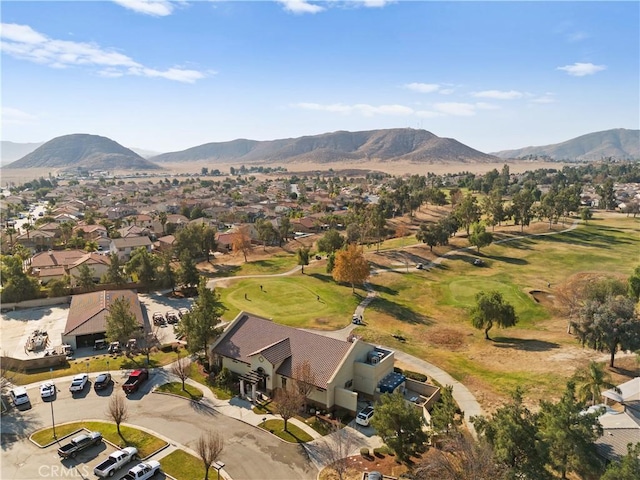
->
[0,293,193,361]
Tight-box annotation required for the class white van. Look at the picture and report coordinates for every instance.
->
[10,386,30,406]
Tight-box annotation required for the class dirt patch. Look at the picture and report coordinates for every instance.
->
[529,290,555,308]
[423,327,468,351]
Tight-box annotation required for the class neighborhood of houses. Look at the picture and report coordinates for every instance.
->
[1,169,639,477]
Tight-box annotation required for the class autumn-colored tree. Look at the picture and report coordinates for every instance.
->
[332,243,369,293]
[232,226,253,263]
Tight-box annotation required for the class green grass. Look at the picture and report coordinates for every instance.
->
[259,419,313,443]
[217,274,363,329]
[159,449,220,480]
[12,348,184,385]
[30,421,167,457]
[187,362,234,400]
[156,382,203,401]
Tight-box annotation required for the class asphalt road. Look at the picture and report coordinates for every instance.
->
[1,374,315,480]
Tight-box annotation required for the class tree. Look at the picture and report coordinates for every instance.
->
[470,290,518,340]
[256,218,277,251]
[231,226,253,263]
[472,388,550,479]
[416,222,447,252]
[0,254,40,303]
[105,296,139,346]
[430,385,462,435]
[126,247,158,287]
[538,381,603,480]
[317,229,344,254]
[106,392,129,437]
[468,222,493,253]
[179,252,200,290]
[48,277,69,298]
[274,382,304,432]
[370,391,428,462]
[74,263,96,290]
[412,433,507,480]
[158,211,168,234]
[195,430,224,480]
[316,422,357,480]
[601,443,640,480]
[572,295,640,367]
[511,189,535,232]
[573,361,620,406]
[296,246,310,274]
[628,264,640,301]
[293,360,316,413]
[102,253,126,285]
[171,353,190,391]
[332,243,370,294]
[454,194,481,235]
[176,277,225,355]
[580,206,593,224]
[277,217,292,246]
[158,253,176,293]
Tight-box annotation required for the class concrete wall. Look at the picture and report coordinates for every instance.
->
[1,354,68,372]
[334,387,358,414]
[353,350,395,396]
[1,296,71,311]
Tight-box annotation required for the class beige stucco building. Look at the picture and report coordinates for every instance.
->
[210,312,404,414]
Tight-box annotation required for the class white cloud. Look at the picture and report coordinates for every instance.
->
[0,23,206,83]
[474,102,500,110]
[473,90,523,100]
[557,62,606,77]
[415,110,441,118]
[531,93,556,104]
[112,0,176,17]
[293,102,413,116]
[277,1,325,14]
[361,0,394,7]
[404,82,440,93]
[2,106,38,125]
[433,102,477,116]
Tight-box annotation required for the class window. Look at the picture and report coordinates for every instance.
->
[281,377,287,388]
[345,379,353,389]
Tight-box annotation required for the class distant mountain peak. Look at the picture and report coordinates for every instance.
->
[5,134,162,170]
[491,128,640,161]
[150,128,498,165]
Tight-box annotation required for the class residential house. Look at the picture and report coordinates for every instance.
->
[155,235,175,254]
[210,312,400,414]
[110,236,152,261]
[68,253,111,286]
[61,289,144,349]
[595,377,640,463]
[28,249,87,283]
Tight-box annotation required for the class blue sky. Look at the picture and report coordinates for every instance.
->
[1,1,638,154]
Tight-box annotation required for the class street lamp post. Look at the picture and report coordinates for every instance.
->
[212,461,225,480]
[50,399,57,439]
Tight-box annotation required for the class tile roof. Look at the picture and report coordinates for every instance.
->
[64,290,144,336]
[111,236,152,248]
[69,252,111,269]
[31,249,86,268]
[213,312,352,389]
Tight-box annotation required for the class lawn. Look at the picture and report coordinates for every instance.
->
[259,419,313,443]
[217,274,363,329]
[156,381,203,401]
[30,421,167,457]
[12,348,184,385]
[159,449,221,480]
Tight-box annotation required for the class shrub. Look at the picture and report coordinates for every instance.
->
[373,447,385,458]
[360,447,369,457]
[215,367,233,388]
[404,370,428,383]
[160,344,174,353]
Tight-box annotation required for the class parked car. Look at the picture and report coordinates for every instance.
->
[94,373,112,390]
[152,312,165,325]
[94,446,138,478]
[10,386,30,406]
[352,314,363,325]
[57,431,102,458]
[178,307,190,318]
[166,311,179,324]
[94,339,108,350]
[122,369,148,395]
[416,263,424,270]
[108,341,121,354]
[121,461,161,480]
[40,382,56,399]
[356,405,375,426]
[69,374,88,393]
[473,258,484,266]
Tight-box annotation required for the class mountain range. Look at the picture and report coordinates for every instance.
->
[3,128,638,170]
[491,128,639,161]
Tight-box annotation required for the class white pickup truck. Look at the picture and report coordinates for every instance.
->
[121,461,161,480]
[93,447,138,478]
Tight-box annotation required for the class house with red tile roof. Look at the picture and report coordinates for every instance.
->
[62,289,144,349]
[210,312,398,414]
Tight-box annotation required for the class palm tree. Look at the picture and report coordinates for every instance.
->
[5,226,16,246]
[574,361,620,406]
